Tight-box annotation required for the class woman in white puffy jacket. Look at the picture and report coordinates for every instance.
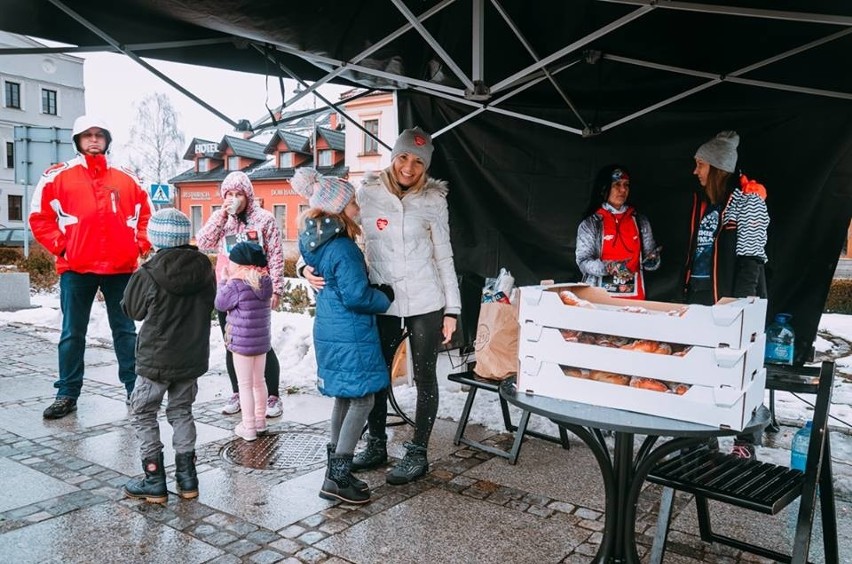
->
[303,127,461,485]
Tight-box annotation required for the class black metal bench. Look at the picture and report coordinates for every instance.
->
[646,361,838,564]
[447,370,570,464]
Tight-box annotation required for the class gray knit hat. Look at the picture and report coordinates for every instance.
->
[148,208,191,250]
[391,127,434,169]
[695,131,739,173]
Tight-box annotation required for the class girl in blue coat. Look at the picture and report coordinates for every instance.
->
[293,167,392,505]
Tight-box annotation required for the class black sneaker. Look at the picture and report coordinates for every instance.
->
[386,442,428,485]
[43,398,77,419]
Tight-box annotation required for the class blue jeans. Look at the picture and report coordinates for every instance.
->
[57,272,137,400]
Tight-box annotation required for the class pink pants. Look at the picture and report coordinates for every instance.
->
[233,352,268,432]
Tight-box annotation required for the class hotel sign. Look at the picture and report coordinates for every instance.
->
[194,142,218,154]
[184,191,212,200]
[271,189,297,196]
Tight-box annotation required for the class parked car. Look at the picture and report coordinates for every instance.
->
[0,228,36,247]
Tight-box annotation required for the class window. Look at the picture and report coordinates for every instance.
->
[41,88,57,115]
[318,149,333,167]
[228,156,239,170]
[190,206,202,238]
[211,205,222,215]
[5,142,13,169]
[298,204,310,217]
[197,158,210,172]
[8,195,23,222]
[278,151,293,169]
[4,81,21,109]
[363,119,379,154]
[273,205,287,237]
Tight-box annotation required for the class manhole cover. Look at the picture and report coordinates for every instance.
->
[221,432,327,470]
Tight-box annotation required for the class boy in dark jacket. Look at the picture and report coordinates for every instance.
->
[121,208,216,503]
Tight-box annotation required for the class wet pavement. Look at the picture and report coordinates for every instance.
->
[1,322,850,563]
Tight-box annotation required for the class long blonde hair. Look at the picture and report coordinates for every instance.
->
[299,207,361,239]
[228,263,266,290]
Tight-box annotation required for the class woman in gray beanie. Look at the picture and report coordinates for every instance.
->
[302,127,462,485]
[685,130,770,458]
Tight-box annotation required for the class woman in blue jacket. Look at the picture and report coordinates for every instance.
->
[293,167,393,505]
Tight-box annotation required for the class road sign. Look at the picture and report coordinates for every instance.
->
[150,184,170,204]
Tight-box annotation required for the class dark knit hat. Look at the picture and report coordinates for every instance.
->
[229,241,267,267]
[291,167,355,214]
[148,208,191,249]
[595,164,631,203]
[695,131,739,173]
[391,127,434,169]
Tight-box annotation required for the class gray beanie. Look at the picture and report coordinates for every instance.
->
[148,208,191,250]
[391,127,434,169]
[695,131,739,173]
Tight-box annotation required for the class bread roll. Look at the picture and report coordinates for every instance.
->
[589,370,630,386]
[629,377,669,392]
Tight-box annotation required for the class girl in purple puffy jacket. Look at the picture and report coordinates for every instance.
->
[214,241,272,442]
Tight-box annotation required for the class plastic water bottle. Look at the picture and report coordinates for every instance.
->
[765,313,795,365]
[790,420,812,472]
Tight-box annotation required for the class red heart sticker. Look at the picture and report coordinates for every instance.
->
[376,218,389,230]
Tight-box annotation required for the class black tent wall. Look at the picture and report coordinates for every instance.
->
[401,86,852,361]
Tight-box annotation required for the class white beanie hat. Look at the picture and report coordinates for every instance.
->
[695,131,740,173]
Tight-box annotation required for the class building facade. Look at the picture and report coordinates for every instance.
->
[170,111,347,259]
[0,32,84,227]
[341,89,397,188]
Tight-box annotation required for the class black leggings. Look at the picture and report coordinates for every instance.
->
[218,310,280,397]
[367,310,444,448]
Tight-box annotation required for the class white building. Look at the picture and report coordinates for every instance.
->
[0,32,84,227]
[341,89,398,188]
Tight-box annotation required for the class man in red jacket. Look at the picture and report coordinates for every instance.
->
[29,115,153,419]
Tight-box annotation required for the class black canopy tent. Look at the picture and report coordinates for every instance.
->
[2,0,851,360]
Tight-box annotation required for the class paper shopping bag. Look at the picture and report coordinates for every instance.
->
[473,301,519,380]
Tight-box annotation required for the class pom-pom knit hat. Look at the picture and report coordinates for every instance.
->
[229,241,267,268]
[148,208,191,249]
[290,167,355,214]
[390,127,434,169]
[695,131,739,173]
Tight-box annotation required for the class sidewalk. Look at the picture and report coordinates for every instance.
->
[0,322,849,563]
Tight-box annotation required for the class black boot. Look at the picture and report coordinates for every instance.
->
[320,454,370,504]
[124,452,168,503]
[351,434,387,472]
[386,442,429,485]
[174,451,199,499]
[327,443,367,492]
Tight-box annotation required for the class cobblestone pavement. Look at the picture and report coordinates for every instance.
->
[0,323,849,563]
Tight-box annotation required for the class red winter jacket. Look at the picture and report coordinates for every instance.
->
[29,155,152,275]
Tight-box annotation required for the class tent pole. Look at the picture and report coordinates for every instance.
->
[491,5,653,94]
[45,0,239,128]
[390,0,474,91]
[598,0,852,26]
[490,0,588,129]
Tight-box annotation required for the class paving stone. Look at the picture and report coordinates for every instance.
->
[268,537,303,555]
[224,538,262,557]
[296,530,326,545]
[249,549,286,564]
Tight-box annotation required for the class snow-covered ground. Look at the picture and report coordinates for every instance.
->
[2,284,851,500]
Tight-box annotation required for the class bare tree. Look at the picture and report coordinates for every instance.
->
[126,93,185,188]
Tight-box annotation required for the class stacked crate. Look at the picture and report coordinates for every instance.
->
[517,284,767,430]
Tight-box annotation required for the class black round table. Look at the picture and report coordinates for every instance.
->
[499,379,770,564]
